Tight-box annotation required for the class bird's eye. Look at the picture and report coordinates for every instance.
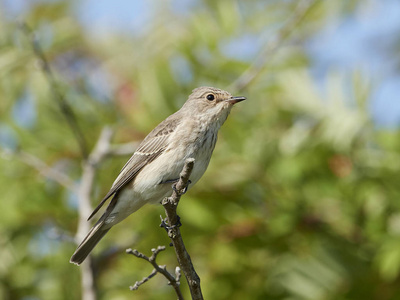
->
[206,94,215,101]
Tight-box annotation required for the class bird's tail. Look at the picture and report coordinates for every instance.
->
[70,223,110,265]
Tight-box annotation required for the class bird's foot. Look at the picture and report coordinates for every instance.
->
[172,180,192,195]
[161,178,192,195]
[160,215,182,232]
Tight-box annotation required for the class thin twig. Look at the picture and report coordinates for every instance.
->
[19,22,89,159]
[126,246,184,299]
[130,269,158,290]
[108,141,138,156]
[0,148,77,191]
[230,0,318,92]
[161,158,203,300]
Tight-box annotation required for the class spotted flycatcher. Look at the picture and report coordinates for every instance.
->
[70,86,246,265]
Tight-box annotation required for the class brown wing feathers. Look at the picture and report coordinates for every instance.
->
[87,114,181,221]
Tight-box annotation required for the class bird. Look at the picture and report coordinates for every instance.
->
[70,86,246,265]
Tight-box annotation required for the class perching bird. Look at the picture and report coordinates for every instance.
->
[70,86,246,265]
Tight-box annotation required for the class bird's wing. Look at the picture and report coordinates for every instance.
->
[87,113,181,221]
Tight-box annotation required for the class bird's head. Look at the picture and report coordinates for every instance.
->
[183,86,246,125]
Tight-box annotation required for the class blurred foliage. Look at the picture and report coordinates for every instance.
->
[1,0,400,299]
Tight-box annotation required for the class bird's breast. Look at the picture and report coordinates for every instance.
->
[130,121,219,202]
[180,124,219,185]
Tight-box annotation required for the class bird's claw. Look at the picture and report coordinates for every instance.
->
[172,180,192,195]
[160,215,182,232]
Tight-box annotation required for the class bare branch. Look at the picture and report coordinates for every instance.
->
[73,127,139,300]
[126,246,184,299]
[75,127,121,300]
[77,127,114,239]
[19,22,89,159]
[0,148,77,191]
[161,158,203,300]
[230,0,318,92]
[80,260,96,300]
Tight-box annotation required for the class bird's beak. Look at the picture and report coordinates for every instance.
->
[226,96,247,104]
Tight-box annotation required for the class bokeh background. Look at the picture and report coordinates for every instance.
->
[1,0,400,299]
